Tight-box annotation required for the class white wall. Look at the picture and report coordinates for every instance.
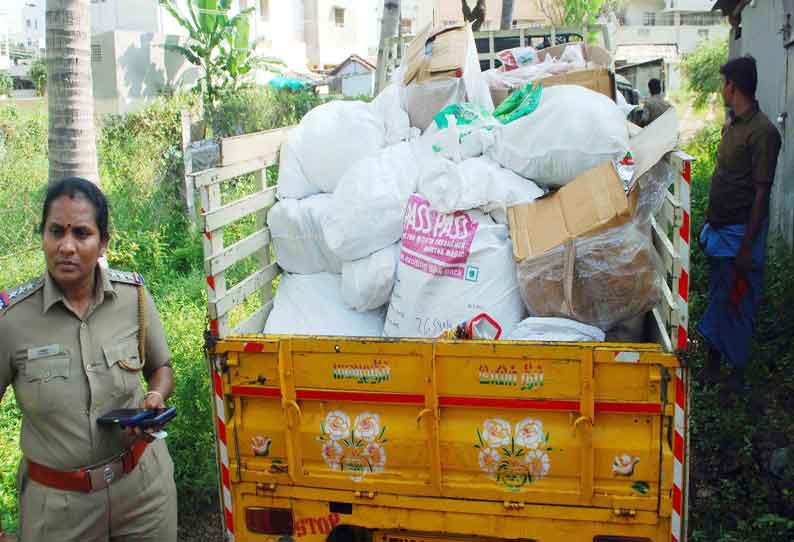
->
[0,10,11,71]
[615,23,728,54]
[624,0,666,26]
[305,0,373,68]
[92,30,200,116]
[20,0,45,48]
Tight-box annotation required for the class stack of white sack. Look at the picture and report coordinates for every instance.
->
[487,85,630,187]
[341,244,401,312]
[322,141,422,262]
[264,273,386,336]
[276,90,411,199]
[506,317,605,342]
[267,195,342,274]
[383,194,526,338]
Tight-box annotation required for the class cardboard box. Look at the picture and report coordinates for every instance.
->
[507,162,630,260]
[506,109,680,261]
[490,43,615,107]
[402,23,470,86]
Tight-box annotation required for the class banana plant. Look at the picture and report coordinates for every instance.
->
[159,0,282,110]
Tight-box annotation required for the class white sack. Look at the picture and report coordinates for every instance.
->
[384,195,526,338]
[418,156,545,214]
[264,273,385,336]
[487,85,630,187]
[506,317,605,342]
[294,100,386,193]
[323,142,421,261]
[342,244,400,312]
[372,84,413,145]
[276,134,321,200]
[267,195,342,274]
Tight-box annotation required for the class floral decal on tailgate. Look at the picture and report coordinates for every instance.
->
[318,411,388,482]
[474,417,553,492]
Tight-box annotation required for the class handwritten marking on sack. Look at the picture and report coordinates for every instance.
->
[478,363,544,391]
[401,195,479,279]
[332,360,391,384]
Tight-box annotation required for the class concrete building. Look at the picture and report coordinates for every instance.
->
[0,9,11,72]
[613,0,729,91]
[433,0,548,29]
[329,54,375,97]
[17,0,45,50]
[712,0,793,247]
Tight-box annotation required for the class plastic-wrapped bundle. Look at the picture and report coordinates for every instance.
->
[506,317,605,342]
[517,221,661,331]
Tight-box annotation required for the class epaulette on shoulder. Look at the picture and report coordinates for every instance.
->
[0,276,45,312]
[107,269,146,287]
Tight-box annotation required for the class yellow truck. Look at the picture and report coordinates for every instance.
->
[184,114,693,542]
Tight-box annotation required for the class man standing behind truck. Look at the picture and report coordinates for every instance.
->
[638,78,672,127]
[697,56,782,393]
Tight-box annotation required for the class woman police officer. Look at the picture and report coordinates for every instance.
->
[0,177,177,541]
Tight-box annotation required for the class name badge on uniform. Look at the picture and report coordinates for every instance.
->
[27,344,63,360]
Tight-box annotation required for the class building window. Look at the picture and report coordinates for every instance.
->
[643,12,655,26]
[334,7,345,27]
[259,0,269,20]
[698,28,709,39]
[400,18,412,35]
[26,19,31,29]
[34,20,38,30]
[91,43,102,63]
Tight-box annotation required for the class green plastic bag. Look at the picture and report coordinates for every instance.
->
[493,82,543,125]
[432,102,494,130]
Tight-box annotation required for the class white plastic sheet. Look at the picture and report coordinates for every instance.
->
[264,273,385,336]
[488,85,630,187]
[506,317,605,342]
[342,244,400,312]
[267,195,342,274]
[293,100,387,193]
[323,142,421,261]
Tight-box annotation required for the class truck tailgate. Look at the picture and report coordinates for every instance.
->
[217,337,678,514]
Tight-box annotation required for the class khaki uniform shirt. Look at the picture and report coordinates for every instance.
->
[639,95,673,127]
[707,103,782,227]
[0,267,171,471]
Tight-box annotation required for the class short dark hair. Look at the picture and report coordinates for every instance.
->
[39,177,110,242]
[720,55,757,99]
[648,78,662,95]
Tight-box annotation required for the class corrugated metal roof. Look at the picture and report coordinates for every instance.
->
[615,44,679,64]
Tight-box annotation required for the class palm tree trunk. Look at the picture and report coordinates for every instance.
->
[375,0,401,94]
[46,0,99,184]
[500,0,515,30]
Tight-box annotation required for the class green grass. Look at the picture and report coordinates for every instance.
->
[0,88,328,533]
[684,126,794,541]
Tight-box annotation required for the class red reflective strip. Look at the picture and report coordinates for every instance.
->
[205,230,212,241]
[231,385,281,398]
[682,161,691,183]
[678,269,689,301]
[228,387,661,414]
[213,370,223,399]
[210,319,219,337]
[672,485,683,513]
[595,401,662,415]
[217,416,227,446]
[679,211,690,244]
[440,396,580,411]
[206,275,216,290]
[225,508,235,533]
[677,325,689,351]
[675,375,685,410]
[243,342,265,353]
[298,389,425,404]
[674,431,684,461]
[221,463,231,494]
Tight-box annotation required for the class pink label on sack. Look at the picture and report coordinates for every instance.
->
[400,194,479,278]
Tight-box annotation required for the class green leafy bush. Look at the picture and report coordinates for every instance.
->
[681,39,729,110]
[0,72,12,97]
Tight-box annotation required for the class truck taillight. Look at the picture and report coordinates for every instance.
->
[245,507,294,535]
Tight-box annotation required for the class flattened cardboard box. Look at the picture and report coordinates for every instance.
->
[490,43,615,106]
[507,162,630,261]
[506,109,680,261]
[402,23,469,86]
